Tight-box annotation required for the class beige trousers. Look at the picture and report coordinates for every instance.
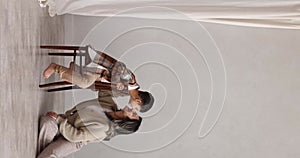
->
[56,64,102,89]
[37,116,84,158]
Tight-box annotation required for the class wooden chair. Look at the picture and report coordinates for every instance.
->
[39,45,118,93]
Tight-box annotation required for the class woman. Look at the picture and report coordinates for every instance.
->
[37,99,142,158]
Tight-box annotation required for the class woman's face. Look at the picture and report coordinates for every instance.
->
[123,106,140,120]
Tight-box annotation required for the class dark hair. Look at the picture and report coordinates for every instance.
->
[104,112,142,141]
[138,91,154,113]
[112,117,142,133]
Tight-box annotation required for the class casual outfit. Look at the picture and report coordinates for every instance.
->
[37,90,118,158]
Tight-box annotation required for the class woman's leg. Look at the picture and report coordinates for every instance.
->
[37,136,84,158]
[37,116,59,155]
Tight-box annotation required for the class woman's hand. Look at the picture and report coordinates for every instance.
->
[47,111,58,120]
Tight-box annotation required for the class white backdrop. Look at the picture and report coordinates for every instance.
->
[62,13,300,158]
[49,0,300,29]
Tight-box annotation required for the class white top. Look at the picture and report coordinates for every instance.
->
[86,46,140,90]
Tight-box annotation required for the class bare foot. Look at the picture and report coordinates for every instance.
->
[43,63,57,78]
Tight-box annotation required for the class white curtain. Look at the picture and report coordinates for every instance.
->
[49,0,300,29]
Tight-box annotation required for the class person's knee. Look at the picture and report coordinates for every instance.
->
[77,76,96,88]
[39,116,58,131]
[37,151,58,158]
[37,145,59,158]
[77,80,92,88]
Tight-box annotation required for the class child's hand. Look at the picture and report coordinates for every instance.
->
[116,82,125,90]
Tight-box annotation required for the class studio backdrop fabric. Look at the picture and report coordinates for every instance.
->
[48,0,300,29]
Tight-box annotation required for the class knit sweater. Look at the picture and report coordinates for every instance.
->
[56,99,111,144]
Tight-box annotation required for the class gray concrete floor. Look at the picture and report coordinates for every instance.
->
[0,0,65,157]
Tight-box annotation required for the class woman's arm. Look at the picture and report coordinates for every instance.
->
[57,116,108,143]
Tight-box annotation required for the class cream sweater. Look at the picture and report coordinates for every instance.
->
[56,99,111,144]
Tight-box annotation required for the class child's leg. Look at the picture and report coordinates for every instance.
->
[43,63,58,78]
[69,61,105,75]
[37,116,59,155]
[60,67,100,88]
[70,61,110,82]
[43,63,100,88]
[37,136,84,158]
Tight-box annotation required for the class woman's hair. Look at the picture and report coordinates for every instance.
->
[104,112,142,141]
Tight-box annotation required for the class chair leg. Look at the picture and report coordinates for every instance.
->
[48,52,77,56]
[40,45,84,50]
[39,81,72,88]
[47,86,80,92]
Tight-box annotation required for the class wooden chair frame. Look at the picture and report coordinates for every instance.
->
[39,45,115,92]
